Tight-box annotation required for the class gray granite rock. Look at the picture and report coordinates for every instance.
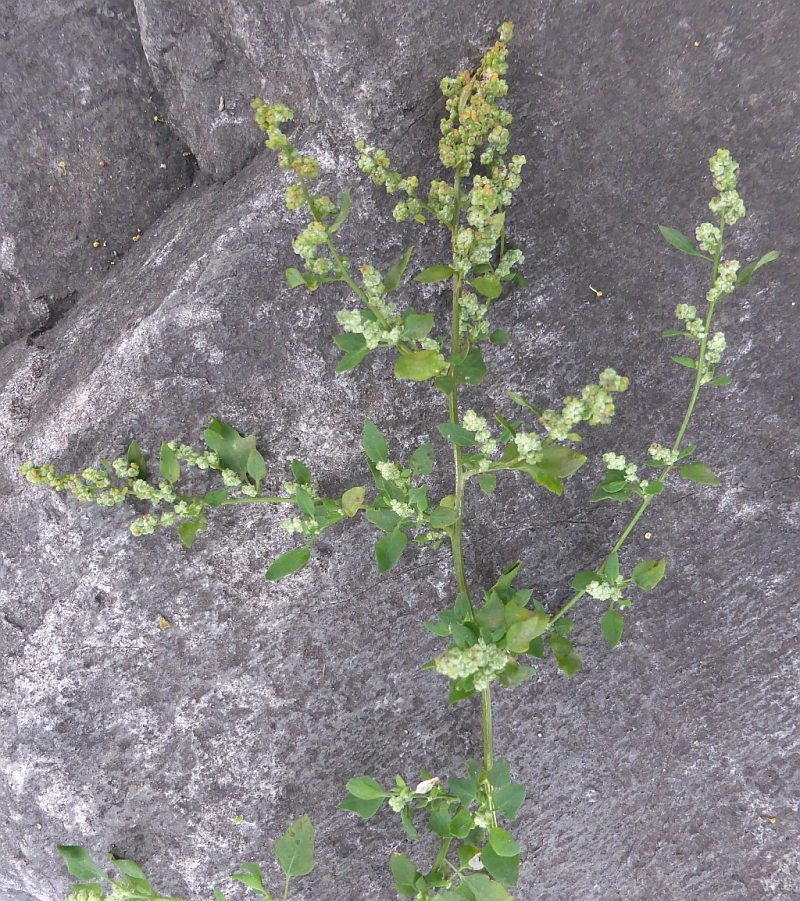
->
[0,0,193,349]
[1,2,799,901]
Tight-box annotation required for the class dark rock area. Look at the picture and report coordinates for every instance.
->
[1,2,798,900]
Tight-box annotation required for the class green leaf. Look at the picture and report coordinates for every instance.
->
[448,806,475,838]
[448,774,478,807]
[658,225,705,257]
[453,347,486,386]
[489,329,511,345]
[385,246,414,291]
[478,473,497,496]
[126,440,147,480]
[537,445,587,479]
[336,346,370,373]
[231,862,268,895]
[55,846,105,881]
[644,481,664,495]
[213,890,227,901]
[390,853,419,897]
[375,528,407,573]
[204,488,229,507]
[285,267,307,289]
[679,461,721,486]
[414,264,455,283]
[362,419,388,463]
[632,558,666,591]
[402,312,435,341]
[365,506,401,532]
[488,828,521,858]
[460,873,513,901]
[274,815,315,878]
[246,449,266,485]
[671,355,697,369]
[159,441,180,483]
[338,792,383,818]
[605,551,619,582]
[525,464,563,496]
[475,594,505,631]
[294,485,315,518]
[661,328,690,338]
[480,844,518,887]
[677,444,697,459]
[265,545,311,581]
[601,609,624,649]
[470,276,502,299]
[493,782,526,821]
[429,505,458,529]
[709,375,732,386]
[345,776,389,800]
[505,613,550,653]
[178,519,203,548]
[328,187,351,233]
[400,808,418,841]
[291,459,311,485]
[203,419,257,476]
[549,635,581,676]
[571,570,602,591]
[736,250,780,286]
[410,442,434,476]
[341,486,364,517]
[437,423,477,446]
[333,332,367,352]
[506,391,541,416]
[395,350,447,381]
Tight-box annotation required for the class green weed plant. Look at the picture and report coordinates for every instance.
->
[22,23,778,901]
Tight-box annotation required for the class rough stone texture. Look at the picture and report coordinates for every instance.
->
[1,2,799,900]
[0,0,193,348]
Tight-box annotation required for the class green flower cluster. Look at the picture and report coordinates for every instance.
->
[585,575,628,604]
[675,303,705,340]
[514,432,543,466]
[695,222,721,254]
[434,638,512,692]
[462,411,498,458]
[539,369,629,441]
[251,100,318,179]
[602,452,649,491]
[707,259,740,303]
[292,221,333,277]
[20,460,138,507]
[707,148,745,225]
[648,443,679,466]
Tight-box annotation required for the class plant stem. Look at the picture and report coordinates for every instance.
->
[550,224,725,626]
[431,836,453,876]
[282,873,291,901]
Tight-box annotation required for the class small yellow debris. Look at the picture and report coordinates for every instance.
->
[132,235,140,242]
[99,160,108,167]
[759,814,777,824]
[694,41,700,47]
[92,241,100,248]
[58,161,66,175]
[644,532,652,539]
[589,284,603,297]
[158,614,170,629]
[230,814,243,824]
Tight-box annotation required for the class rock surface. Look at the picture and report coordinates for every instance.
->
[1,2,799,901]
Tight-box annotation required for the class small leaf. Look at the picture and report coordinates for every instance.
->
[362,419,388,463]
[203,419,257,475]
[437,423,477,446]
[480,845,518,887]
[231,862,267,895]
[671,355,697,369]
[643,481,664,495]
[336,346,370,373]
[677,444,697,460]
[375,528,407,573]
[159,441,180,483]
[661,328,690,338]
[204,488,229,507]
[506,391,541,416]
[338,792,383,818]
[571,570,602,591]
[291,459,311,485]
[601,609,624,649]
[341,486,364,517]
[478,473,497,496]
[328,187,351,233]
[365,507,401,532]
[470,276,502,299]
[453,347,486,386]
[632,558,666,590]
[333,332,367,352]
[429,506,459,529]
[285,267,306,289]
[505,613,550,653]
[112,858,148,881]
[605,551,620,583]
[549,635,581,676]
[537,445,587,479]
[294,485,315,518]
[126,440,147,479]
[395,350,447,381]
[679,461,721,486]
[658,225,706,257]
[402,312,435,341]
[493,782,527,821]
[55,846,105,881]
[265,545,311,581]
[410,442,434,476]
[213,890,227,901]
[246,449,266,485]
[489,329,511,345]
[274,815,315,878]
[459,873,513,901]
[345,776,389,800]
[390,852,419,897]
[414,264,455,283]
[385,246,414,291]
[736,250,779,286]
[709,375,732,386]
[177,519,203,548]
